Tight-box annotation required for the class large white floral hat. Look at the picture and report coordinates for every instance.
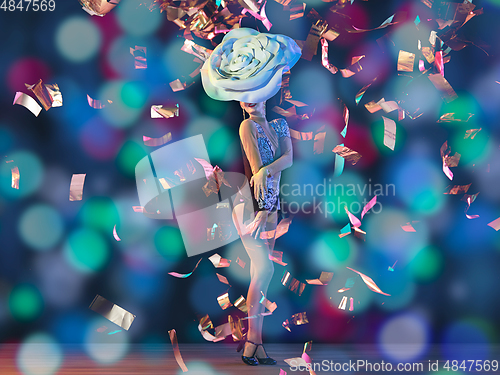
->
[201,28,302,103]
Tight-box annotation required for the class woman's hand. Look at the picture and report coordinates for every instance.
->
[246,210,268,239]
[250,167,268,201]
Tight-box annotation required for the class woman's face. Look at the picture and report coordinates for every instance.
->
[240,101,265,116]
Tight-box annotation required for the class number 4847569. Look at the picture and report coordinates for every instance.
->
[1,0,56,11]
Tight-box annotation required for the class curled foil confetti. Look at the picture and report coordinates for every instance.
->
[346,267,390,296]
[291,312,309,325]
[382,116,396,151]
[79,0,120,16]
[168,258,202,278]
[233,295,248,313]
[337,287,350,293]
[168,329,188,372]
[281,270,306,296]
[169,78,195,92]
[306,272,333,285]
[464,128,482,139]
[11,166,20,189]
[440,141,460,180]
[346,12,405,33]
[288,2,306,20]
[462,192,480,219]
[208,253,231,268]
[130,46,147,69]
[397,50,415,72]
[269,250,287,266]
[320,38,339,75]
[89,295,136,330]
[181,39,213,61]
[133,206,146,213]
[401,221,419,232]
[143,133,173,147]
[487,217,500,231]
[216,273,231,286]
[355,77,377,105]
[438,113,474,123]
[377,98,401,114]
[13,92,42,117]
[87,94,112,109]
[69,174,86,201]
[217,292,233,310]
[260,291,277,313]
[428,73,458,103]
[198,315,230,342]
[444,183,471,195]
[332,145,362,165]
[112,225,121,241]
[301,22,327,61]
[45,84,62,107]
[228,315,244,341]
[25,79,53,110]
[151,104,179,119]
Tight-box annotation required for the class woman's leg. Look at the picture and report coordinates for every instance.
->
[241,210,278,356]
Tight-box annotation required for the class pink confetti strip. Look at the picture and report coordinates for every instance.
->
[487,217,500,231]
[361,196,377,220]
[216,273,231,286]
[87,94,111,109]
[168,329,188,372]
[401,222,416,232]
[168,258,202,278]
[194,158,215,180]
[346,267,391,296]
[11,166,20,189]
[13,92,42,117]
[113,225,121,241]
[236,257,246,269]
[349,297,354,311]
[143,133,172,147]
[344,205,362,227]
[69,174,86,201]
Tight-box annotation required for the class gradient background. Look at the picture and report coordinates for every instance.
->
[1,0,500,367]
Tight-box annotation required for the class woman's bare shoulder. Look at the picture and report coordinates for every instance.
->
[239,119,257,135]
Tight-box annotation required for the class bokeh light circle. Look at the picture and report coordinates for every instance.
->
[154,225,185,262]
[16,332,63,375]
[64,228,110,273]
[84,318,130,365]
[116,0,162,36]
[394,157,446,215]
[378,312,430,362]
[0,150,44,199]
[409,245,443,282]
[310,231,358,269]
[19,204,63,251]
[365,207,429,262]
[98,81,145,128]
[9,284,44,321]
[441,319,492,362]
[80,197,120,232]
[55,17,101,62]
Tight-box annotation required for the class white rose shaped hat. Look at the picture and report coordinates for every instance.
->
[201,28,302,103]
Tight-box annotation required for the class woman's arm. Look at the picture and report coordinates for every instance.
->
[239,119,264,175]
[264,136,293,177]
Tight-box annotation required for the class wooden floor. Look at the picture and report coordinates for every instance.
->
[0,343,496,374]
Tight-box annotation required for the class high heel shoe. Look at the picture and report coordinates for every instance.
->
[254,344,277,365]
[237,339,259,366]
